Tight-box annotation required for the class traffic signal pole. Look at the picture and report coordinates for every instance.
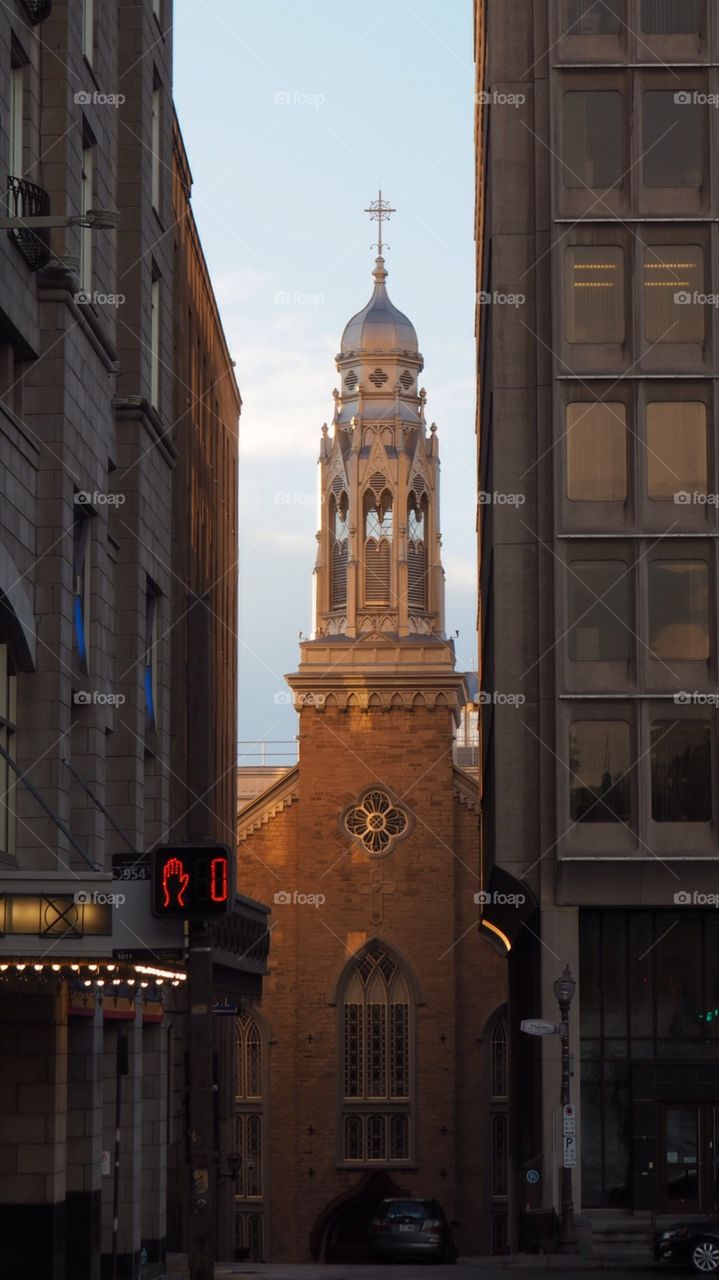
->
[188,920,215,1280]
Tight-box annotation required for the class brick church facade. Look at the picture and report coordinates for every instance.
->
[237,225,507,1261]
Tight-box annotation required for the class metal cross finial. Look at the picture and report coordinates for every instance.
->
[364,189,396,256]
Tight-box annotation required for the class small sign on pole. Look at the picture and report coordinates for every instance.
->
[563,1132,577,1169]
[563,1104,576,1135]
[520,1018,560,1036]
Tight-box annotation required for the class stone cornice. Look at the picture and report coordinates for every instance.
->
[453,765,480,814]
[237,765,300,840]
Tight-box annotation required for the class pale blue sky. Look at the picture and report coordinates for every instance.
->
[173,0,477,759]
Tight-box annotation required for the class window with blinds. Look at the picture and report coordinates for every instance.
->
[565,247,625,343]
[643,246,704,343]
[651,720,711,821]
[646,402,707,499]
[641,0,700,33]
[566,402,627,501]
[566,0,622,33]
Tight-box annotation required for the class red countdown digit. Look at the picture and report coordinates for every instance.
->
[210,855,229,903]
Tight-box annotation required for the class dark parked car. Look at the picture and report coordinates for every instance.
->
[369,1198,458,1263]
[656,1221,719,1273]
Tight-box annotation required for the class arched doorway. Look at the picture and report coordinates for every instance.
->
[312,1171,411,1262]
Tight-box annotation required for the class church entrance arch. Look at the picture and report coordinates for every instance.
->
[311,1170,411,1262]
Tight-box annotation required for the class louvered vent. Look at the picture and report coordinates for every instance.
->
[369,472,387,497]
[400,370,413,391]
[331,541,348,609]
[331,475,345,497]
[364,541,391,605]
[369,368,389,387]
[410,475,426,497]
[345,370,358,391]
[408,542,427,609]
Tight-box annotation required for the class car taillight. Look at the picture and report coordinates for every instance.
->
[371,1220,383,1233]
[429,1221,442,1235]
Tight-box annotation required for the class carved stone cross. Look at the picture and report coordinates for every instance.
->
[359,865,396,925]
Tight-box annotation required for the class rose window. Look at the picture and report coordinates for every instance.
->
[344,789,409,857]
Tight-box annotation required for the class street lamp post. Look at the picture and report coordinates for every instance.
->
[553,965,579,1254]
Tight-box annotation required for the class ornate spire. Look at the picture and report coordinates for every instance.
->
[364,189,396,258]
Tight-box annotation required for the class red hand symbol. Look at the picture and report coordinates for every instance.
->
[162,856,190,908]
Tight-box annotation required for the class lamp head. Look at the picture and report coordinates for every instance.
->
[553,964,576,1007]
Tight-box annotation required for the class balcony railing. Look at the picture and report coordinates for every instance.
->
[21,0,52,22]
[6,175,52,271]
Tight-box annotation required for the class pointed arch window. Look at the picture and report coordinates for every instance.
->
[234,1013,265,1258]
[363,474,393,607]
[408,489,428,611]
[489,1011,510,1244]
[340,945,413,1164]
[330,485,349,611]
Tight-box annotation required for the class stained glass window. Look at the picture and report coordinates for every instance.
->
[234,1014,265,1258]
[341,947,412,1162]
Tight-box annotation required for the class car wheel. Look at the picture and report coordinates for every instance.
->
[691,1239,719,1274]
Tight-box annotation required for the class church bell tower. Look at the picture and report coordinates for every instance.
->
[288,193,466,716]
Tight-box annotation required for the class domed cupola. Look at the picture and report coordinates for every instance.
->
[340,255,419,356]
[309,193,447,645]
[335,193,424,429]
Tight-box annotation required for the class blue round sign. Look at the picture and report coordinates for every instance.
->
[526,1169,540,1184]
